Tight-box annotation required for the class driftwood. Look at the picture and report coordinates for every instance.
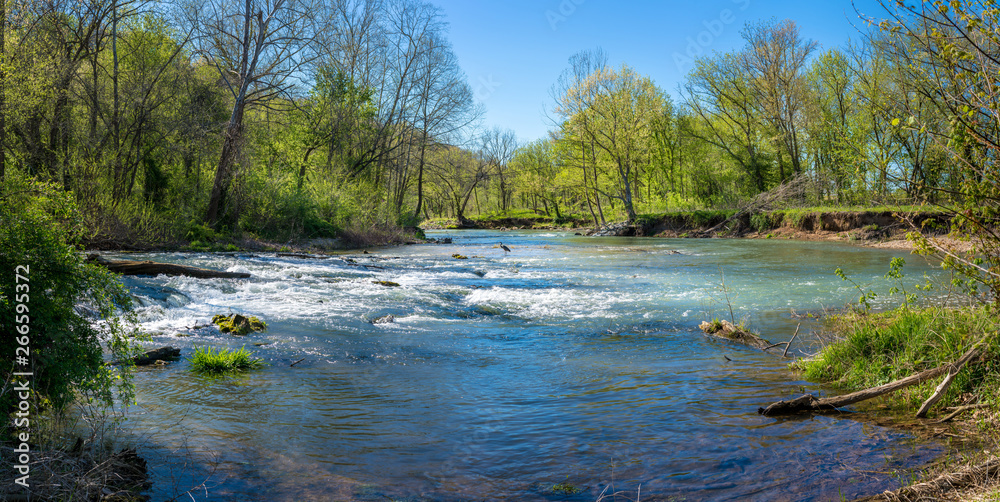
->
[932,403,991,424]
[761,324,801,357]
[699,319,772,350]
[851,458,1000,502]
[915,335,990,418]
[759,344,983,416]
[87,254,250,279]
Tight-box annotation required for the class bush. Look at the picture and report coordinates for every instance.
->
[1,173,141,413]
[188,346,265,374]
[750,212,775,233]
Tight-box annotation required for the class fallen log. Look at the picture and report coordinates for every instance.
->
[87,254,250,279]
[758,344,983,416]
[915,335,990,418]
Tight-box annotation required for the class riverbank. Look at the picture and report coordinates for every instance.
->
[796,307,1000,501]
[423,208,954,248]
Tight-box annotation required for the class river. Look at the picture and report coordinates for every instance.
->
[117,230,949,501]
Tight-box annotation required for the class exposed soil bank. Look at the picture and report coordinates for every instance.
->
[631,209,950,241]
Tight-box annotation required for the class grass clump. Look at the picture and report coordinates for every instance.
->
[188,345,266,374]
[551,481,581,494]
[798,306,1000,410]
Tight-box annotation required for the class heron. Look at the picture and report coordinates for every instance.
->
[498,242,511,254]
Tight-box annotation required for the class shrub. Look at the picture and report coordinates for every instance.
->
[188,346,266,374]
[750,212,774,233]
[0,173,141,413]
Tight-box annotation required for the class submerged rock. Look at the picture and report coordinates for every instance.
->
[127,346,181,366]
[371,314,395,324]
[212,313,268,336]
[372,280,401,287]
[587,222,638,237]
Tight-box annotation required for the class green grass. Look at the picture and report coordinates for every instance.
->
[637,209,736,228]
[551,481,581,494]
[797,306,1000,410]
[188,345,266,374]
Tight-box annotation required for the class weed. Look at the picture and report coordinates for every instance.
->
[552,481,581,494]
[188,346,266,374]
[835,267,879,312]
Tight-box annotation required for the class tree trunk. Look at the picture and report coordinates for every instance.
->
[414,136,427,217]
[206,107,246,227]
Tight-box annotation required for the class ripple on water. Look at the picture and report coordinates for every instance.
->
[115,234,949,501]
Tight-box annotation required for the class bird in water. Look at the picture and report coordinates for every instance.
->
[498,242,511,254]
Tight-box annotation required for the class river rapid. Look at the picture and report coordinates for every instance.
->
[116,230,950,501]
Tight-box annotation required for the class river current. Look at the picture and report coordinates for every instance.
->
[117,230,949,501]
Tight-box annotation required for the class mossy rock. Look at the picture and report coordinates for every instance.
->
[372,280,401,287]
[452,253,468,259]
[212,314,267,336]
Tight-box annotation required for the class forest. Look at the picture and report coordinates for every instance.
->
[0,0,996,245]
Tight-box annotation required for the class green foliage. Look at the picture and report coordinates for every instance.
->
[188,346,266,374]
[749,212,776,233]
[551,482,581,495]
[186,223,218,243]
[835,258,932,313]
[799,307,1000,409]
[0,174,142,412]
[834,266,879,313]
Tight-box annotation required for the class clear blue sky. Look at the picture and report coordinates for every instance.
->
[431,0,888,143]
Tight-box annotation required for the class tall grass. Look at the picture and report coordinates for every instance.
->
[799,307,1000,409]
[188,346,266,374]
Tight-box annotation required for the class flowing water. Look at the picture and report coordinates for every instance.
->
[118,231,950,501]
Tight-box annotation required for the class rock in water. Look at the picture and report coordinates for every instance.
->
[212,314,267,336]
[132,347,181,366]
[372,314,395,325]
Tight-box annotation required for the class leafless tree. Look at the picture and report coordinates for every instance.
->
[191,0,319,226]
[741,19,817,180]
[481,126,518,212]
[410,31,482,217]
[551,48,609,225]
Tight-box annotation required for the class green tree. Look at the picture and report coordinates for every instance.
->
[1,174,140,413]
[875,1,1000,301]
[558,64,665,223]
